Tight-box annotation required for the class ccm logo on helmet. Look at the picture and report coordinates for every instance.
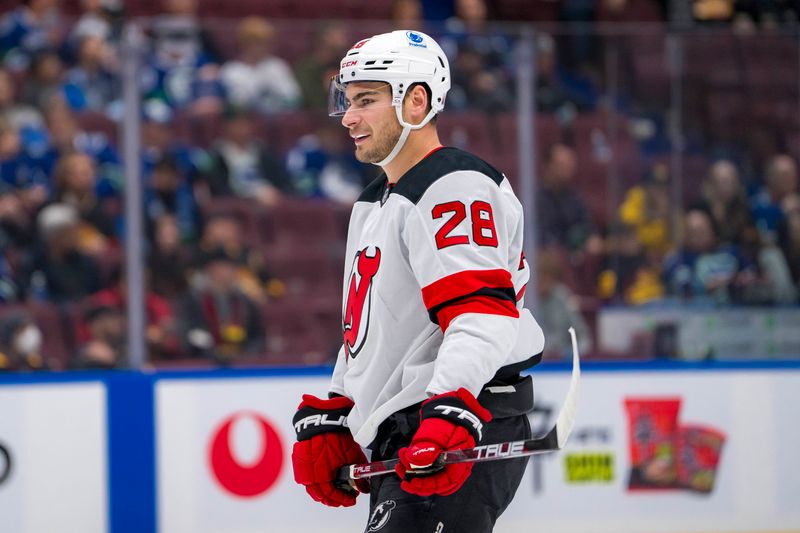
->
[434,405,484,440]
[294,413,349,433]
[342,60,358,68]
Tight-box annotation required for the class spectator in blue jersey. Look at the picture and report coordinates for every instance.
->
[144,155,200,243]
[40,100,123,197]
[67,0,123,57]
[142,0,224,116]
[0,0,64,71]
[17,202,105,303]
[62,34,120,117]
[0,118,49,212]
[197,107,292,207]
[150,0,221,64]
[440,0,513,74]
[286,122,371,203]
[440,0,516,112]
[750,154,798,242]
[141,99,206,182]
[537,143,603,255]
[535,32,598,113]
[220,17,301,115]
[448,44,514,112]
[663,208,758,304]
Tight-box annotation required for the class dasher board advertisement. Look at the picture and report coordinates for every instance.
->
[500,371,800,533]
[155,377,366,533]
[155,370,800,533]
[0,382,108,533]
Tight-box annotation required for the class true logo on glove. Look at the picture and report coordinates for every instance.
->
[433,405,484,440]
[293,413,349,434]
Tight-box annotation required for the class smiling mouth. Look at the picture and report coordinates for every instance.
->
[352,134,370,145]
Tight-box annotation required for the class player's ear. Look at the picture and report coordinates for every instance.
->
[403,84,429,125]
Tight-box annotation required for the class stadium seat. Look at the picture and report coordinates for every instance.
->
[75,111,118,145]
[264,246,343,303]
[198,196,265,247]
[261,197,349,250]
[262,298,341,363]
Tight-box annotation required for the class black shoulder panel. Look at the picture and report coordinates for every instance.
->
[356,174,388,204]
[393,147,505,205]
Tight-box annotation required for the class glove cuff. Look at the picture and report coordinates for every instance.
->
[421,388,492,443]
[293,394,354,441]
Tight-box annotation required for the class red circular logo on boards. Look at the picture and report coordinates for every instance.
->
[208,412,284,498]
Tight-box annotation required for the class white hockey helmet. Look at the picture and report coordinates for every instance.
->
[329,30,451,166]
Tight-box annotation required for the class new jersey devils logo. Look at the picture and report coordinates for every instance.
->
[343,246,381,360]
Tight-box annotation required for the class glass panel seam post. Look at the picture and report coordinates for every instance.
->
[121,22,147,370]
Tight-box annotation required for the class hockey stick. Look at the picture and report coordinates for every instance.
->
[335,327,581,484]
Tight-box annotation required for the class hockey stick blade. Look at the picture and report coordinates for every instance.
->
[336,328,581,483]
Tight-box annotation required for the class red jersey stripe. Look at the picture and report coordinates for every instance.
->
[516,283,527,301]
[436,295,519,331]
[421,268,514,310]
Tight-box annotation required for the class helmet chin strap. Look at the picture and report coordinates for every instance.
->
[373,106,438,168]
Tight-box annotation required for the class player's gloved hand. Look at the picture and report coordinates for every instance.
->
[292,394,369,507]
[395,388,492,496]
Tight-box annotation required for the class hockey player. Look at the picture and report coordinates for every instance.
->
[291,30,545,532]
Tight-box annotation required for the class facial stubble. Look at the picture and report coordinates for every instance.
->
[356,114,403,164]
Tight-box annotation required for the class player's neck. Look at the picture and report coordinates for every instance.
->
[383,129,442,184]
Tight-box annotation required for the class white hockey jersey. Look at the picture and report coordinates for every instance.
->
[330,147,545,447]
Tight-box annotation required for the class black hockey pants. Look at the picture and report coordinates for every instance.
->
[363,376,533,533]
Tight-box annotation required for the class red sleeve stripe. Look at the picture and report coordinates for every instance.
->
[516,283,527,301]
[421,269,514,311]
[436,295,519,332]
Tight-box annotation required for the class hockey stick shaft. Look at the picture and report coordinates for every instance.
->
[336,327,581,483]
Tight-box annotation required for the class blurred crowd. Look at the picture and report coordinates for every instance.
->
[0,0,798,369]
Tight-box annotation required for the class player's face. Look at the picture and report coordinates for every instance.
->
[341,82,402,164]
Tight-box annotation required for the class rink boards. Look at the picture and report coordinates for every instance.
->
[0,362,799,533]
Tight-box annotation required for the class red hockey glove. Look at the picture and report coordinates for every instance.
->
[291,394,369,507]
[395,388,492,496]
